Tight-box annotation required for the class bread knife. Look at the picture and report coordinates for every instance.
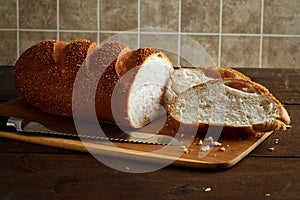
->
[0,116,180,146]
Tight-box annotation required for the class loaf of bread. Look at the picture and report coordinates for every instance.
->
[14,39,290,135]
[169,78,291,136]
[14,40,174,128]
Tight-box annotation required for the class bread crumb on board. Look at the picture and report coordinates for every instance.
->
[181,146,189,153]
[200,145,211,152]
[198,137,223,152]
[265,193,271,197]
[219,147,226,152]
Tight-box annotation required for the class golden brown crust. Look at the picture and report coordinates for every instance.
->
[14,40,61,115]
[14,41,173,128]
[202,66,251,80]
[92,42,131,122]
[14,40,97,118]
[115,48,160,77]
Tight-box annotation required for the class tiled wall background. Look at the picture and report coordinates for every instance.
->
[0,0,299,68]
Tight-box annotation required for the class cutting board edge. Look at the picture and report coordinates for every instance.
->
[0,130,263,169]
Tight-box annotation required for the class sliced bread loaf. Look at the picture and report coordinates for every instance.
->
[14,40,174,129]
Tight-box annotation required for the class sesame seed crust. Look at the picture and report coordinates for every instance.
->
[13,40,173,128]
[14,40,96,117]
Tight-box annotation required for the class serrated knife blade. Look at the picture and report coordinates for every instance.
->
[0,116,180,146]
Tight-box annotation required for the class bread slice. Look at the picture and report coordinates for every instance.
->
[164,66,251,106]
[169,78,290,136]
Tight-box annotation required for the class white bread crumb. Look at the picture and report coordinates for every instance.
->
[219,147,226,151]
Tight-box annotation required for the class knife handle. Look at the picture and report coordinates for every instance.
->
[0,116,9,130]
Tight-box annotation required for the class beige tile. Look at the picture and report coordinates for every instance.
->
[181,0,220,33]
[60,0,97,30]
[264,0,300,35]
[180,35,219,67]
[140,0,178,31]
[59,32,97,43]
[140,33,179,66]
[100,32,139,49]
[221,36,260,68]
[19,0,57,29]
[101,32,178,66]
[222,0,261,33]
[19,31,57,54]
[262,37,299,68]
[163,51,179,67]
[0,0,17,28]
[100,0,138,31]
[0,31,17,65]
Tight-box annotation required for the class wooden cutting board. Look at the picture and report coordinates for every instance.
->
[0,98,273,169]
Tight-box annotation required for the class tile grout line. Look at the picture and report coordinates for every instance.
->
[259,0,264,68]
[137,0,140,48]
[2,28,299,37]
[218,0,223,66]
[177,0,182,67]
[16,0,19,57]
[57,0,60,40]
[97,0,100,44]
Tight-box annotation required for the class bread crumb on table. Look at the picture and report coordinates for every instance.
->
[204,187,212,192]
[268,147,275,151]
[198,139,203,145]
[265,193,271,197]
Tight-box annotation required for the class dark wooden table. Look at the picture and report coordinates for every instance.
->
[0,67,299,199]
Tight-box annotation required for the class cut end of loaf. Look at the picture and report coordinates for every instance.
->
[128,53,173,128]
[112,48,174,128]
